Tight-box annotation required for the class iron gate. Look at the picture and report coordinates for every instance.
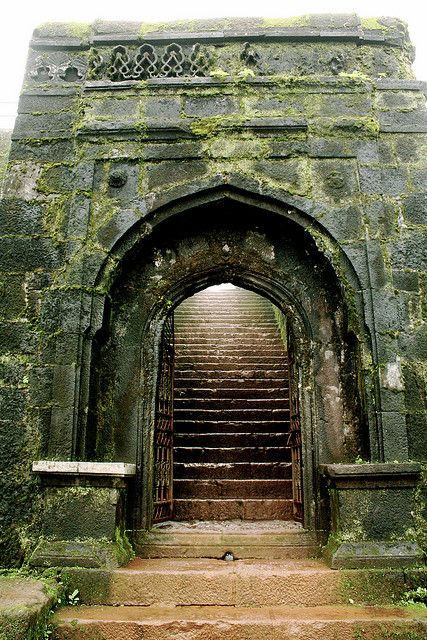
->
[287,335,303,523]
[153,314,175,522]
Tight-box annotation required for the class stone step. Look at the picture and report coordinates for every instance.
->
[174,498,293,520]
[174,479,292,499]
[174,447,291,463]
[52,603,427,640]
[174,420,290,434]
[174,408,290,422]
[174,376,287,390]
[175,364,288,373]
[175,315,279,323]
[174,336,285,345]
[175,387,289,399]
[56,557,409,606]
[135,523,317,559]
[175,328,279,335]
[174,462,292,479]
[174,398,290,410]
[176,348,285,357]
[174,433,289,448]
[175,369,288,380]
[175,355,288,365]
[174,327,281,336]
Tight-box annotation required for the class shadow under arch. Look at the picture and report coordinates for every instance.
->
[93,181,365,314]
[83,191,374,538]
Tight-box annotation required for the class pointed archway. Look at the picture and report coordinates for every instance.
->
[84,194,370,544]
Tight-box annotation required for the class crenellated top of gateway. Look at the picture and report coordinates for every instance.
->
[25,15,415,86]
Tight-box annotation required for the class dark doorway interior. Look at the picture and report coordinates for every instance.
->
[153,284,303,524]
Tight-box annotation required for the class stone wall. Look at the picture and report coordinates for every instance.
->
[0,14,426,566]
[0,130,11,198]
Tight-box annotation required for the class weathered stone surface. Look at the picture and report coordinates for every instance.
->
[0,130,11,198]
[53,601,427,640]
[0,14,426,570]
[0,237,59,271]
[0,576,59,640]
[404,192,427,224]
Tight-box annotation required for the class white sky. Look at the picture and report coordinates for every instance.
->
[1,0,426,128]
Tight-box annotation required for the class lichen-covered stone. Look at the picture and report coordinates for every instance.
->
[0,14,426,568]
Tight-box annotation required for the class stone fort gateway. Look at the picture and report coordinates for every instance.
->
[0,13,426,639]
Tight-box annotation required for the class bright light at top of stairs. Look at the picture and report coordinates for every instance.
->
[207,283,236,291]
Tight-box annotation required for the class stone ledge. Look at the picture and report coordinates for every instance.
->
[320,462,421,489]
[32,460,136,476]
[29,15,410,48]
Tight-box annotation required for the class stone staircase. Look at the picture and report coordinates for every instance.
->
[50,285,427,638]
[173,285,293,521]
[53,558,427,638]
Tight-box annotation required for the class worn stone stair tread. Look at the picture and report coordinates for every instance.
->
[174,462,292,479]
[174,434,290,445]
[175,389,289,395]
[174,448,291,463]
[174,498,293,520]
[175,372,289,379]
[53,603,427,640]
[174,479,292,498]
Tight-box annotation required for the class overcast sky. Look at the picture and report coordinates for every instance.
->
[1,0,426,128]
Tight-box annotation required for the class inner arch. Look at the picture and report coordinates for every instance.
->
[153,284,301,524]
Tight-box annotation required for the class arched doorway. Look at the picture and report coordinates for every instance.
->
[85,194,369,544]
[153,284,303,525]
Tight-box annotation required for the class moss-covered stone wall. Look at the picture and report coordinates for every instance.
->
[0,14,426,565]
[0,130,11,198]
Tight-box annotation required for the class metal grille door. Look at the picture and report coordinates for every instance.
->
[153,314,175,523]
[287,339,303,523]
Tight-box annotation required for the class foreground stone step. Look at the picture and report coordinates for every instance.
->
[174,498,293,520]
[174,479,293,499]
[174,462,292,479]
[53,603,426,640]
[61,558,364,606]
[135,522,317,559]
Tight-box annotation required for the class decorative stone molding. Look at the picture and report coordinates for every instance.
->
[26,16,414,85]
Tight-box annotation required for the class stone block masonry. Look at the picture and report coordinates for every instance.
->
[0,14,426,569]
